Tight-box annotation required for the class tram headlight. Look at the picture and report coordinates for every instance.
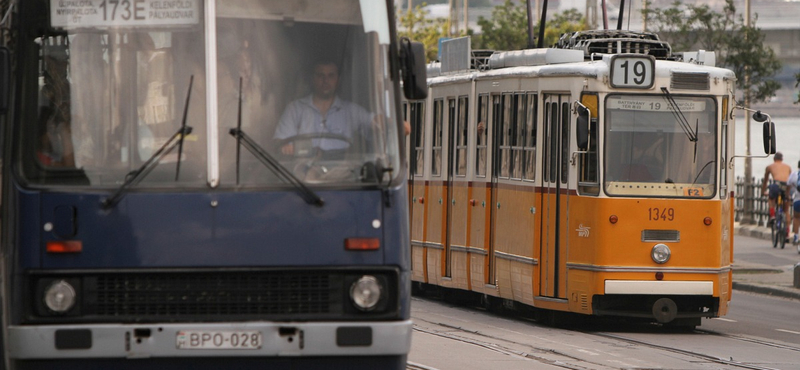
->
[43,280,77,313]
[350,275,383,311]
[651,244,671,264]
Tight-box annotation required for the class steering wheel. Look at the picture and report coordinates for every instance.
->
[277,132,352,159]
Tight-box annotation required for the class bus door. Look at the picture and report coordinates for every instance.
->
[540,94,571,299]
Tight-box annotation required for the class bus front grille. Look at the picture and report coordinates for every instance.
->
[28,269,400,323]
[90,272,337,318]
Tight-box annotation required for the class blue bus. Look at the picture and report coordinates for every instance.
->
[0,1,426,369]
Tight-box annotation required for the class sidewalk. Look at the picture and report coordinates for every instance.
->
[733,222,800,300]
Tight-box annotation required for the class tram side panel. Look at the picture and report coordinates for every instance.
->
[492,183,538,305]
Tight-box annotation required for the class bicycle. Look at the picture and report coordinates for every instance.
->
[771,190,787,249]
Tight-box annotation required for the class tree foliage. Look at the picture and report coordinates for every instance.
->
[397,5,463,62]
[472,0,587,51]
[397,1,588,62]
[796,73,800,106]
[642,0,781,104]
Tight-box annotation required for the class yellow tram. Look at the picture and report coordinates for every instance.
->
[403,31,775,327]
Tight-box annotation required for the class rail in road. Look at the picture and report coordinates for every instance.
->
[409,296,800,370]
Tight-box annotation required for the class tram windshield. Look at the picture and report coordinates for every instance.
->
[604,94,717,198]
[20,0,397,189]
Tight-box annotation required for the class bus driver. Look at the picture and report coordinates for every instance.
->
[274,60,373,158]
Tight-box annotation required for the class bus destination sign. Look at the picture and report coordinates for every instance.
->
[51,0,200,28]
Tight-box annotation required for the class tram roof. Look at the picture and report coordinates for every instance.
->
[426,52,735,87]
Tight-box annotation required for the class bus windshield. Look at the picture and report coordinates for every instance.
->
[604,94,717,198]
[21,0,397,189]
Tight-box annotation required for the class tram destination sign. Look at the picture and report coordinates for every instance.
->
[51,0,200,28]
[609,55,655,89]
[607,96,706,112]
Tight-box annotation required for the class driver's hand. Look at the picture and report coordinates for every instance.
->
[281,143,294,155]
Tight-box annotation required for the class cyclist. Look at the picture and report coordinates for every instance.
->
[788,160,800,245]
[762,152,791,227]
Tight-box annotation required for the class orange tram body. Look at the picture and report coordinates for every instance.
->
[402,31,771,327]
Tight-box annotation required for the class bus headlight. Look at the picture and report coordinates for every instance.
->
[44,280,77,313]
[350,275,383,311]
[651,244,671,264]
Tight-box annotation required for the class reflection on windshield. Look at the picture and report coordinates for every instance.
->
[28,6,208,187]
[23,0,397,189]
[214,3,392,187]
[605,94,716,198]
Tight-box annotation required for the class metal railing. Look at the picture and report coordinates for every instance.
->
[734,177,785,226]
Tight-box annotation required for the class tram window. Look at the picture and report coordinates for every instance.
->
[579,122,599,195]
[604,94,716,197]
[524,93,537,181]
[448,98,457,177]
[491,95,503,178]
[548,102,558,182]
[476,94,488,177]
[403,102,408,176]
[560,102,570,184]
[512,94,526,180]
[411,102,425,176]
[432,99,443,176]
[500,93,513,179]
[456,96,469,177]
[720,123,728,199]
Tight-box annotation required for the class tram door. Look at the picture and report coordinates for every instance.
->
[444,98,456,277]
[540,94,571,299]
[446,96,469,280]
[488,94,503,285]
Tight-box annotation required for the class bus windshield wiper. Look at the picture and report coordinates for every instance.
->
[661,87,697,142]
[229,77,323,206]
[228,128,324,206]
[102,76,194,209]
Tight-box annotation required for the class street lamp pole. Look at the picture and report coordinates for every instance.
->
[742,0,755,224]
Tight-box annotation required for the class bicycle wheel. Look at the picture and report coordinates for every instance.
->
[771,215,783,248]
[780,227,787,249]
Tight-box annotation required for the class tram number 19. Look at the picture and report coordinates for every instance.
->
[648,207,675,221]
[610,56,654,88]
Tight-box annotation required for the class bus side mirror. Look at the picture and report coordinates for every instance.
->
[0,47,9,115]
[576,104,590,150]
[763,120,776,155]
[400,38,427,100]
[752,110,768,123]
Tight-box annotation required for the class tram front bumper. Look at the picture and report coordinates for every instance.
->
[7,320,412,359]
[604,280,713,295]
[593,280,720,321]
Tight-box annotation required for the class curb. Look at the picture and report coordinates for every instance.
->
[732,282,800,300]
[732,222,800,300]
[734,223,773,240]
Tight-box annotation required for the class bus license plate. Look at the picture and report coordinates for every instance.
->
[176,331,262,350]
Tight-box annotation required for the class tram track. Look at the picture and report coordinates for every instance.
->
[694,328,800,352]
[589,331,785,370]
[412,297,798,370]
[411,320,616,369]
[406,360,441,370]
